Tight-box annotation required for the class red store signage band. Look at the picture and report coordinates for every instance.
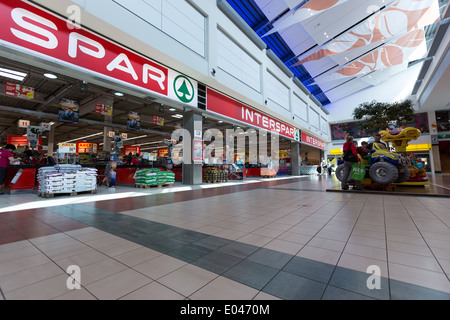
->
[206,88,299,140]
[0,0,197,107]
[301,132,326,150]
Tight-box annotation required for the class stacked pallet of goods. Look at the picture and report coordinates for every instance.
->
[260,167,277,178]
[203,167,228,183]
[38,165,98,197]
[134,168,175,188]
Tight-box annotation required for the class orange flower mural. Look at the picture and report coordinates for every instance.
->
[294,0,439,66]
[330,28,426,80]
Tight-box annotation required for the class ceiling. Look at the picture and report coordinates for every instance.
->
[0,56,294,151]
[226,0,449,107]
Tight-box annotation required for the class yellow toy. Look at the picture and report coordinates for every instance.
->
[379,127,421,152]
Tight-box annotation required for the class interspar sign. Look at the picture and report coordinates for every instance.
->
[0,0,197,107]
[301,132,325,150]
[207,89,299,140]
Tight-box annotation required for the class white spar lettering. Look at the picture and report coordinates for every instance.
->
[11,8,58,49]
[9,7,166,88]
[68,32,105,58]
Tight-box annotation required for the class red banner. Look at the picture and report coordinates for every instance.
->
[0,1,169,97]
[123,145,141,155]
[206,89,298,140]
[301,132,325,150]
[7,135,42,147]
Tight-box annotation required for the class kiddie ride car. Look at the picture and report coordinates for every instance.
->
[336,127,423,189]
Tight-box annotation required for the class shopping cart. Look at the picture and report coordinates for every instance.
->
[228,164,243,180]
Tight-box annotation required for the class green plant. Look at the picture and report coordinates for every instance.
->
[352,99,415,131]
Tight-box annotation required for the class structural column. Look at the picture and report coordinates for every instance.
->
[182,109,203,185]
[47,124,55,156]
[291,141,300,176]
[103,115,112,152]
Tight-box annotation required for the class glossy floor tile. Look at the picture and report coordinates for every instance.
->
[0,174,449,300]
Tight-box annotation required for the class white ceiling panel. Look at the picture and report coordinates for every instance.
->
[279,24,316,56]
[254,0,288,21]
[324,79,371,102]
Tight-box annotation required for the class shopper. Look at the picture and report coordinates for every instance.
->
[357,141,371,158]
[22,149,38,165]
[368,134,387,150]
[327,162,334,175]
[131,153,140,166]
[0,144,19,195]
[341,136,362,191]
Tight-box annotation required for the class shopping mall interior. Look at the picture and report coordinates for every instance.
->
[0,0,449,304]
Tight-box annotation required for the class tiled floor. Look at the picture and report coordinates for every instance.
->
[0,174,449,300]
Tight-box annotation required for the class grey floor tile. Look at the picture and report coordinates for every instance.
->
[192,251,242,275]
[166,244,213,263]
[217,242,259,259]
[172,230,210,243]
[194,236,233,251]
[263,271,326,300]
[390,279,450,300]
[247,248,293,270]
[283,256,335,284]
[149,238,189,253]
[223,260,279,290]
[322,285,376,300]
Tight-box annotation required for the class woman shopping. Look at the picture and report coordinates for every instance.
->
[341,136,363,191]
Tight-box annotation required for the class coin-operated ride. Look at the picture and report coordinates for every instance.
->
[336,127,423,187]
[379,127,428,185]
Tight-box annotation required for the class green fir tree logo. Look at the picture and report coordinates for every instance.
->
[174,75,194,103]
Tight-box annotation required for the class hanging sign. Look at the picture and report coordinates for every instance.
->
[94,103,113,116]
[58,143,76,154]
[59,98,79,124]
[18,119,30,128]
[7,135,42,147]
[127,111,140,130]
[76,142,99,154]
[153,116,164,126]
[5,82,34,99]
[123,145,140,155]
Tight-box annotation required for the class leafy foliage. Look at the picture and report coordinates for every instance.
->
[352,99,415,131]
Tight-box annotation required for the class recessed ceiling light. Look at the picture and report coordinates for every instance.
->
[169,108,176,112]
[218,120,223,123]
[114,92,124,96]
[44,73,58,79]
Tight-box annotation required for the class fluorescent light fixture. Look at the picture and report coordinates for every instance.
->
[132,141,163,147]
[172,114,183,119]
[44,73,58,79]
[61,132,103,144]
[218,120,224,123]
[114,92,124,96]
[169,108,176,112]
[0,67,28,81]
[123,135,147,141]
